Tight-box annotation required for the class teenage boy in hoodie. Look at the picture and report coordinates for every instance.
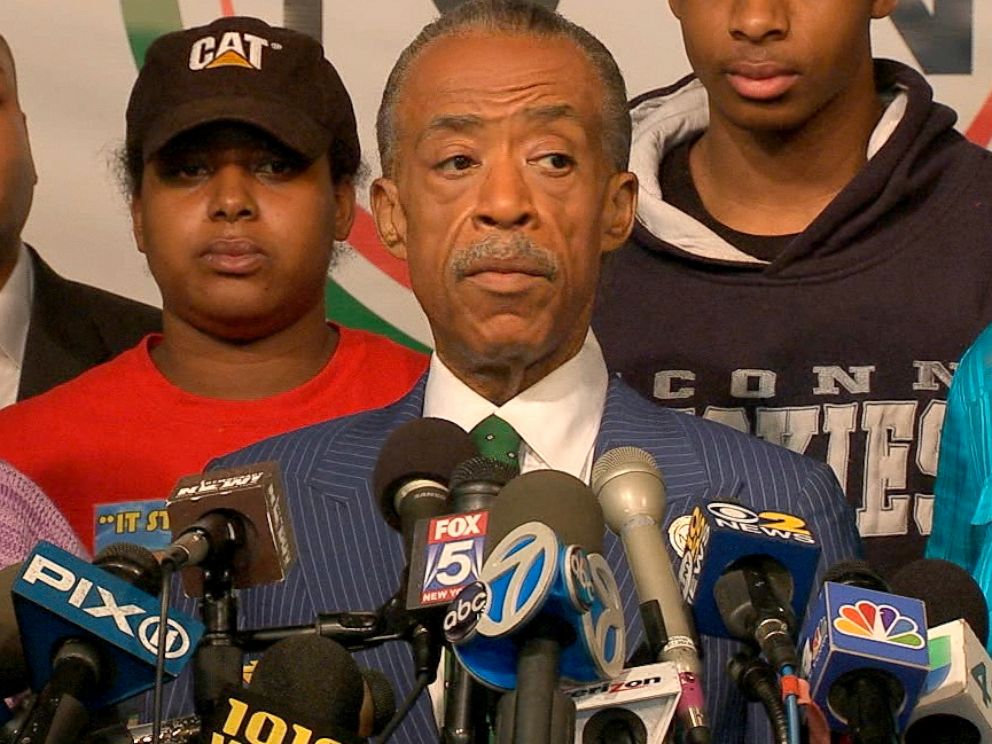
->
[593,0,992,578]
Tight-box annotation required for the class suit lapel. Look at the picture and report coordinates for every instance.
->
[293,381,427,613]
[19,248,108,400]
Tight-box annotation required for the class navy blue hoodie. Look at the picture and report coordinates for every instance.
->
[594,60,992,579]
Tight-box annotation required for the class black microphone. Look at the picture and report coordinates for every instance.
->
[373,417,477,684]
[374,418,478,562]
[890,559,991,743]
[163,461,296,595]
[591,447,709,744]
[800,560,929,744]
[889,558,989,644]
[165,462,297,720]
[11,543,191,744]
[448,456,517,512]
[358,667,396,738]
[728,650,789,744]
[439,457,515,744]
[406,456,512,614]
[676,499,821,673]
[206,635,377,744]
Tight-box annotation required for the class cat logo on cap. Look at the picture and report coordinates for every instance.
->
[188,31,281,71]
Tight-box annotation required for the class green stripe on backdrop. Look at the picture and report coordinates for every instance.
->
[325,279,430,354]
[120,0,182,67]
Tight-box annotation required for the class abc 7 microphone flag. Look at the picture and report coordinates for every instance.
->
[443,520,625,691]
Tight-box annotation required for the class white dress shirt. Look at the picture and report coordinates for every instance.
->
[422,330,609,722]
[0,243,34,409]
[423,330,608,483]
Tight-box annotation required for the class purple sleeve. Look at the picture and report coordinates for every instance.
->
[0,461,86,568]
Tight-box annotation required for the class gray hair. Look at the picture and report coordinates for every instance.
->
[375,0,631,176]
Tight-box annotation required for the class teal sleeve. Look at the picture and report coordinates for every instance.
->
[927,328,992,581]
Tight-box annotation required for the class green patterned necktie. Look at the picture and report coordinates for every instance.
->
[470,414,522,471]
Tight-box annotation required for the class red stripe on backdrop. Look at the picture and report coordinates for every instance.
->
[966,89,992,147]
[348,208,413,289]
[220,0,236,16]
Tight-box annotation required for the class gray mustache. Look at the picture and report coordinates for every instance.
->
[451,234,558,280]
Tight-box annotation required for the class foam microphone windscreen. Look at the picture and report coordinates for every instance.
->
[448,456,519,494]
[92,542,163,596]
[484,469,605,559]
[822,559,890,592]
[249,635,366,733]
[889,558,989,645]
[0,562,27,697]
[373,418,478,529]
[359,666,396,736]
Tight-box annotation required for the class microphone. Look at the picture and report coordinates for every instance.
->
[449,469,624,687]
[405,456,516,611]
[591,447,709,744]
[448,456,518,512]
[727,651,789,744]
[406,460,511,613]
[82,715,202,744]
[799,560,929,743]
[567,661,683,744]
[9,542,203,741]
[374,417,478,562]
[358,667,396,738]
[889,558,989,645]
[676,499,820,670]
[886,559,992,743]
[905,619,992,744]
[373,417,478,684]
[164,461,296,596]
[447,470,625,743]
[430,457,515,744]
[166,462,297,720]
[205,635,377,744]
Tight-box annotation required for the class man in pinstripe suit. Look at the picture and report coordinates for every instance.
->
[168,3,862,741]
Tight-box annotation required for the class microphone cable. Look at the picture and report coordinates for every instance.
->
[151,562,176,744]
[728,650,788,744]
[374,671,431,744]
[778,664,801,744]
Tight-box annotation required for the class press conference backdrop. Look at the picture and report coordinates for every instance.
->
[2,0,987,353]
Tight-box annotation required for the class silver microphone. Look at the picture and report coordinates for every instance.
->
[592,447,710,744]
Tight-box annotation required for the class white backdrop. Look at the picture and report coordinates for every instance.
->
[1,0,987,347]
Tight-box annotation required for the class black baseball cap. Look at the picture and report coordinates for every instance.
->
[126,16,359,173]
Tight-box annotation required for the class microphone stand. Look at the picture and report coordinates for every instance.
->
[492,617,575,744]
[443,658,493,744]
[192,561,242,722]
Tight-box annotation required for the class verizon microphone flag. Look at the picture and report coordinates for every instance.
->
[568,662,682,743]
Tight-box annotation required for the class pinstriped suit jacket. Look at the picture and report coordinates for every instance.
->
[162,375,861,743]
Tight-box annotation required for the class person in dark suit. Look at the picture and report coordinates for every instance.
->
[0,35,159,408]
[162,3,862,741]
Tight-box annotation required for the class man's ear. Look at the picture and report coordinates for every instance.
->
[370,177,408,259]
[332,179,357,241]
[20,112,37,187]
[668,0,684,21]
[601,170,638,254]
[130,196,146,255]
